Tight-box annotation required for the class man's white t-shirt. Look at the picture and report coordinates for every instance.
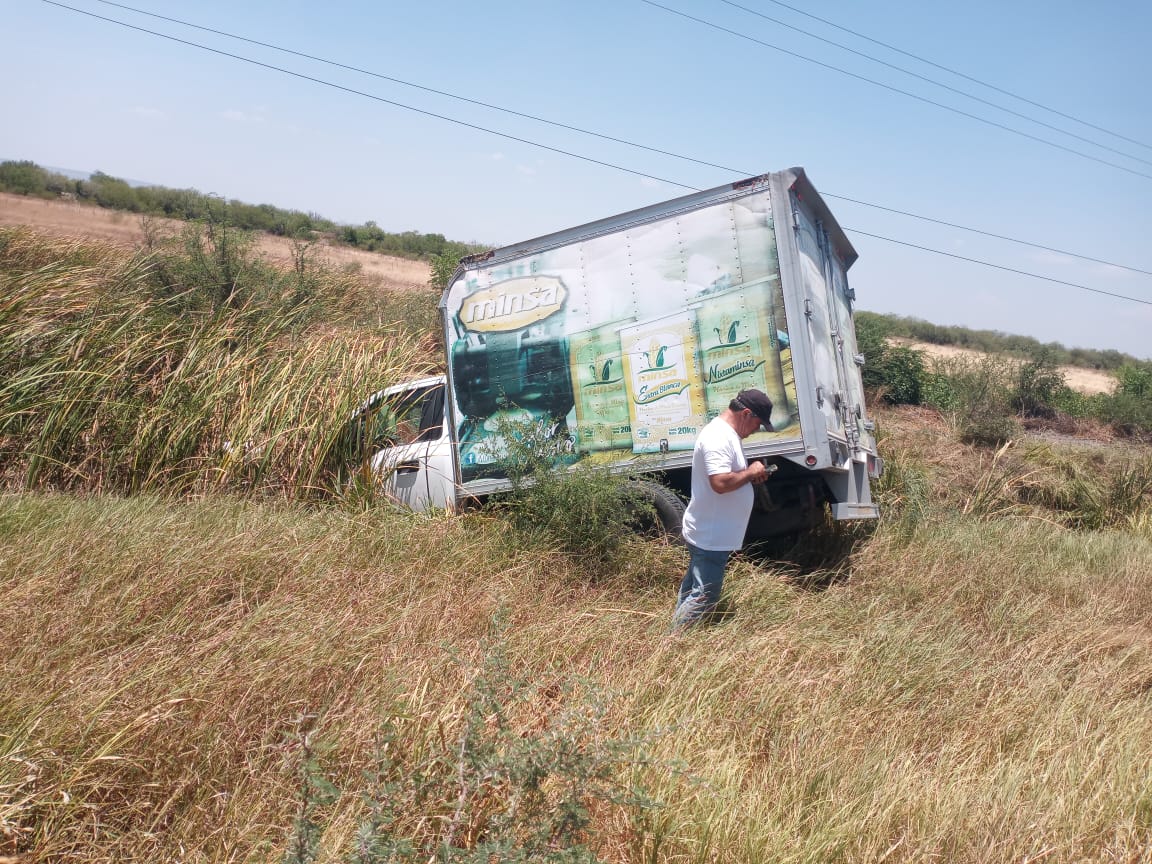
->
[680,416,753,551]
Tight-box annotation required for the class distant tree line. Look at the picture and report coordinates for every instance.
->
[855,311,1152,442]
[856,310,1138,372]
[0,160,485,262]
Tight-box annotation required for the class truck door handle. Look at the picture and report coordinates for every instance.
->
[396,461,420,475]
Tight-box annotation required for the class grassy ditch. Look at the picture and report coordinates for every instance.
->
[3,226,1152,862]
[2,474,1151,862]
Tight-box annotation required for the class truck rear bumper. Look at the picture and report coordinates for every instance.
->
[831,502,880,520]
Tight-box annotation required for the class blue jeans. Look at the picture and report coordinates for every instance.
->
[672,542,731,629]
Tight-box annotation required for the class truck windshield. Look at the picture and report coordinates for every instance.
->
[387,385,445,445]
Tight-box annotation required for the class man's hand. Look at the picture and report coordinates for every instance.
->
[745,460,769,485]
[708,460,774,494]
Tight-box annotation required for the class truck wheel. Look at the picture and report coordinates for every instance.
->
[627,480,686,542]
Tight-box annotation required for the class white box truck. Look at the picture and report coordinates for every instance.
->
[357,168,880,539]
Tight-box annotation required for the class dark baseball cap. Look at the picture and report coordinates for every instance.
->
[734,389,774,432]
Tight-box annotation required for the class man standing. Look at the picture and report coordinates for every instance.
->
[672,388,775,630]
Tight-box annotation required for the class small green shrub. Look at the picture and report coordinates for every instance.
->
[428,250,461,291]
[483,417,645,573]
[1013,348,1067,418]
[1095,365,1152,437]
[924,356,1018,447]
[1049,386,1094,418]
[506,464,650,572]
[853,313,924,404]
[880,346,925,405]
[854,311,890,392]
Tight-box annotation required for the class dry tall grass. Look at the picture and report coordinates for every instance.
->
[3,461,1151,862]
[3,230,1151,863]
[0,227,434,497]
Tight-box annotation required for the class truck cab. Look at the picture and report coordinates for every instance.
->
[358,376,456,511]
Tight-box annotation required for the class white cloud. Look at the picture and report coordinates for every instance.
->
[489,152,505,161]
[515,164,537,176]
[639,176,663,189]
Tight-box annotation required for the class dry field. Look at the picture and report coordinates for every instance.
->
[0,192,430,292]
[0,192,1116,398]
[889,337,1117,395]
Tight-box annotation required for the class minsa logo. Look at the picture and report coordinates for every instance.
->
[710,320,748,349]
[642,340,670,370]
[586,357,623,385]
[461,276,566,333]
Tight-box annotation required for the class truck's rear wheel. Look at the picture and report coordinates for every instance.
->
[627,480,686,541]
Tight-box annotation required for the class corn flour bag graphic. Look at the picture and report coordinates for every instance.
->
[568,321,632,453]
[620,310,706,454]
[695,278,792,430]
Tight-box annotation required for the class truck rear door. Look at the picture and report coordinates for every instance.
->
[789,187,875,465]
[792,197,853,449]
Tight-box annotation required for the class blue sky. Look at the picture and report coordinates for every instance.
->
[6,0,1151,357]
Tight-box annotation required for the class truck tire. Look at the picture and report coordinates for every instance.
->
[627,480,686,542]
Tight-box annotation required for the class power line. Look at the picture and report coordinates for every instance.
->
[713,0,1152,167]
[751,0,1152,154]
[86,0,741,177]
[64,0,1152,279]
[40,0,1152,308]
[639,0,1152,182]
[39,0,698,192]
[823,194,1152,278]
[845,228,1152,306]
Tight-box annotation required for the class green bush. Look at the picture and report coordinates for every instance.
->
[854,311,890,391]
[853,313,924,404]
[923,356,1018,447]
[1095,366,1152,437]
[428,250,461,291]
[880,346,925,405]
[1013,347,1069,418]
[0,160,48,196]
[483,418,644,572]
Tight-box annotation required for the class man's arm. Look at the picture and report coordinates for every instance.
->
[708,460,769,494]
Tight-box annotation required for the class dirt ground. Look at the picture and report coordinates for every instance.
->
[0,192,430,293]
[889,337,1116,396]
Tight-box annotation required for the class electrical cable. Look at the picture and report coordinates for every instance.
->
[85,0,741,178]
[39,0,698,192]
[40,0,1152,307]
[751,0,1152,153]
[823,194,1152,277]
[843,228,1152,306]
[638,0,1152,182]
[62,0,1152,278]
[712,0,1152,166]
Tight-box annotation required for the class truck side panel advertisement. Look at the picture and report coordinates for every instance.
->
[442,189,800,483]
